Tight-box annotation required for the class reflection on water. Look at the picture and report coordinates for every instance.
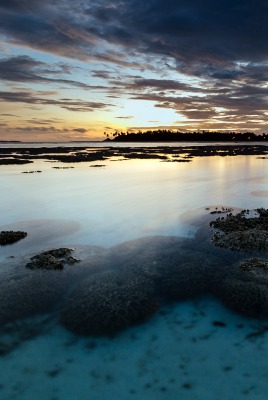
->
[1,153,268,399]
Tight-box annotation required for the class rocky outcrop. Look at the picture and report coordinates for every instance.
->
[209,208,268,252]
[25,248,80,270]
[0,230,27,245]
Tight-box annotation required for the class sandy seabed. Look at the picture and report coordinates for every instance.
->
[0,296,267,400]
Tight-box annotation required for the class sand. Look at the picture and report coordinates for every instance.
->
[0,297,268,400]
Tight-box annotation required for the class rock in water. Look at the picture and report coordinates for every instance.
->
[25,248,80,270]
[0,230,27,245]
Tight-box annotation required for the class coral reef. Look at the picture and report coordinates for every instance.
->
[240,258,268,272]
[0,246,108,327]
[60,268,159,336]
[216,279,268,317]
[157,252,221,301]
[209,208,268,252]
[0,269,68,325]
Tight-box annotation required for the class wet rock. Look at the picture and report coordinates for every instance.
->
[25,248,80,270]
[26,254,64,270]
[0,230,27,246]
[60,268,159,336]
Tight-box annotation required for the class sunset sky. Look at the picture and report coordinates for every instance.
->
[1,0,268,141]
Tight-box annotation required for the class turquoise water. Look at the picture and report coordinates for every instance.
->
[0,149,268,399]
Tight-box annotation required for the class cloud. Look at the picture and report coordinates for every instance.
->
[0,90,112,112]
[73,128,88,133]
[0,56,107,90]
[1,113,20,117]
[1,1,268,68]
[1,0,268,134]
[115,116,134,119]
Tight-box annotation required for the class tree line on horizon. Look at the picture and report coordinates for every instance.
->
[103,130,268,142]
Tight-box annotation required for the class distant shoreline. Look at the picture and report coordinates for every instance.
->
[106,130,268,142]
[1,143,268,166]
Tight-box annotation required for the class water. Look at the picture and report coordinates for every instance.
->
[1,140,268,149]
[0,144,268,399]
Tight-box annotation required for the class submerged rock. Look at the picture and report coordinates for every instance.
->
[0,245,109,327]
[0,230,27,246]
[108,236,234,302]
[157,252,221,301]
[0,269,69,325]
[216,279,268,317]
[60,267,159,336]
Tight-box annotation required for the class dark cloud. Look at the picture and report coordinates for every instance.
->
[1,113,20,117]
[115,116,134,119]
[1,0,268,132]
[0,56,107,90]
[1,0,268,67]
[130,78,193,92]
[85,0,268,65]
[0,90,112,112]
[91,70,112,79]
[73,128,88,133]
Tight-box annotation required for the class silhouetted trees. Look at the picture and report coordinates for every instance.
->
[103,130,268,142]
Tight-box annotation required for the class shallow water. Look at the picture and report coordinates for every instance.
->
[1,148,268,399]
[0,154,267,258]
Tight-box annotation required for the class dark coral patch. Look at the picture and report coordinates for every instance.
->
[60,268,159,336]
[216,279,268,317]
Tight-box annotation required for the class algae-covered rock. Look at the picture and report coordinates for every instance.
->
[60,268,159,336]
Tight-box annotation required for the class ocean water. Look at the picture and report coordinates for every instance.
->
[1,147,268,399]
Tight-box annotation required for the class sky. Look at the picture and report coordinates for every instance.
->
[1,0,268,141]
